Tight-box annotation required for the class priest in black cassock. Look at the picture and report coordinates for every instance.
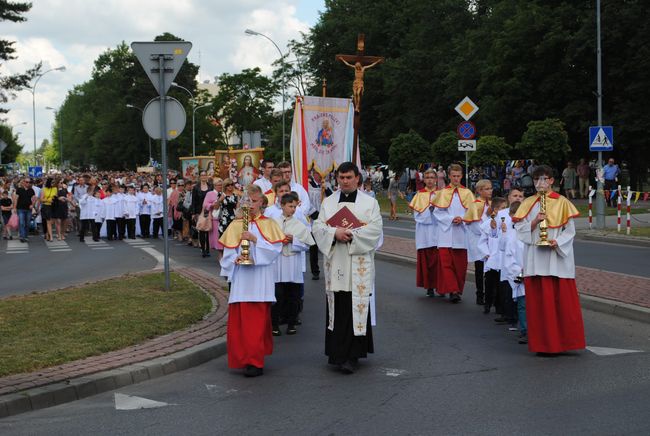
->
[312,162,383,374]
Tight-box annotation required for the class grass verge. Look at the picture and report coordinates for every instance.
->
[603,227,650,237]
[574,204,649,216]
[0,272,212,377]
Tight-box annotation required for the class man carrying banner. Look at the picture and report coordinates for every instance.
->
[312,162,383,374]
[409,168,438,297]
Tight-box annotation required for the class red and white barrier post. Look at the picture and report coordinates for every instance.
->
[617,185,622,232]
[626,186,631,235]
[589,186,596,230]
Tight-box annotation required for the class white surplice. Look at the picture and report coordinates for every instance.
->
[514,201,576,279]
[312,190,383,336]
[220,222,283,303]
[434,192,469,249]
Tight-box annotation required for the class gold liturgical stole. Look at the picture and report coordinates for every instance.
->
[432,185,474,209]
[463,199,489,223]
[408,188,436,213]
[219,215,285,248]
[513,192,580,228]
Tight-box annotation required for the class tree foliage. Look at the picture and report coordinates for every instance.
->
[516,118,570,167]
[0,124,21,162]
[388,129,430,172]
[0,1,38,115]
[304,0,650,188]
[431,131,462,167]
[211,68,278,148]
[470,135,511,167]
[53,34,207,170]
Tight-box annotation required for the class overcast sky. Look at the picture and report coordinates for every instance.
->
[1,0,324,156]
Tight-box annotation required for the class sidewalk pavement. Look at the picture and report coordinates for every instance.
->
[0,267,229,418]
[377,234,650,324]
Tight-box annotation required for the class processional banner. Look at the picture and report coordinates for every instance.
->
[290,96,354,188]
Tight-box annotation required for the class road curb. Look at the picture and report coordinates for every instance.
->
[375,251,650,325]
[579,294,650,324]
[577,233,650,248]
[0,338,227,418]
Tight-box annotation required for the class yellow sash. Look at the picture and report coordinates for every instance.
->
[432,185,474,209]
[408,188,436,213]
[463,199,488,223]
[513,192,580,228]
[218,215,285,248]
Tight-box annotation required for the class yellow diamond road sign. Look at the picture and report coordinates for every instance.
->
[455,96,479,121]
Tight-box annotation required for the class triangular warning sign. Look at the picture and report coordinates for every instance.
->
[590,127,610,148]
[131,41,192,95]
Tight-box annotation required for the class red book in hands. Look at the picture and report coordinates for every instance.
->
[326,206,364,229]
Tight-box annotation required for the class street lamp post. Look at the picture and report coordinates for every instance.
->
[171,82,198,157]
[28,66,66,166]
[45,106,63,168]
[193,103,211,155]
[245,29,286,160]
[126,104,152,162]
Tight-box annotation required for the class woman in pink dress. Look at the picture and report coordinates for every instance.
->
[436,166,447,190]
[203,177,224,256]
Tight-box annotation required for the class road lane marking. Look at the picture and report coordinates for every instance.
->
[114,393,173,410]
[586,346,643,356]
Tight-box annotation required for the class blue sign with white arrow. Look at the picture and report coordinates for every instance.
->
[589,126,613,151]
[28,166,43,177]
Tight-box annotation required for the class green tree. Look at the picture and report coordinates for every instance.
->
[516,118,570,167]
[0,124,22,163]
[469,135,511,167]
[388,129,430,173]
[55,34,201,169]
[211,68,278,148]
[0,1,39,115]
[431,131,462,167]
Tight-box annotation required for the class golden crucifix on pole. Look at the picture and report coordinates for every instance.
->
[336,34,384,161]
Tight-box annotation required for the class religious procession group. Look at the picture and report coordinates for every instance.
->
[219,158,585,378]
[410,163,585,354]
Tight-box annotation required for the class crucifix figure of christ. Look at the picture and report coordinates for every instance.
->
[336,34,384,161]
[336,34,384,113]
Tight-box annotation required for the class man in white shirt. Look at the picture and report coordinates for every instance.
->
[277,161,311,217]
[254,159,274,193]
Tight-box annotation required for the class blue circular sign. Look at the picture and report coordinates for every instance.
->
[457,121,476,140]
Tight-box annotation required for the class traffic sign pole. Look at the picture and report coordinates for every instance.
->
[595,0,605,229]
[158,54,171,291]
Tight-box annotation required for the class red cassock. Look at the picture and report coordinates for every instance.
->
[524,276,586,353]
[227,302,273,369]
[436,248,467,294]
[416,247,438,289]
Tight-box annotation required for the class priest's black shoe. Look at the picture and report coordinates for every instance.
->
[450,294,461,303]
[244,365,264,377]
[286,325,297,335]
[312,274,320,280]
[426,289,435,297]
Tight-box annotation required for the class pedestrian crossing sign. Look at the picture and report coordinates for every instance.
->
[589,126,614,151]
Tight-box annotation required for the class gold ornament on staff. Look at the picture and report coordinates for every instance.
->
[238,200,254,265]
[536,191,552,246]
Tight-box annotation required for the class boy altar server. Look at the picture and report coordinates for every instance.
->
[512,165,584,355]
[219,184,285,377]
[408,168,438,297]
[463,179,492,305]
[271,192,315,336]
[500,201,527,344]
[432,164,475,303]
[312,162,383,374]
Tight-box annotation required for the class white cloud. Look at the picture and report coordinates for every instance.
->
[0,0,323,157]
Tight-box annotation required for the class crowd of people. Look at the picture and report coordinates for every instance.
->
[1,158,587,378]
[410,163,584,354]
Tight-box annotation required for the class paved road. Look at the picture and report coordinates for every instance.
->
[382,217,650,278]
[1,258,648,435]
